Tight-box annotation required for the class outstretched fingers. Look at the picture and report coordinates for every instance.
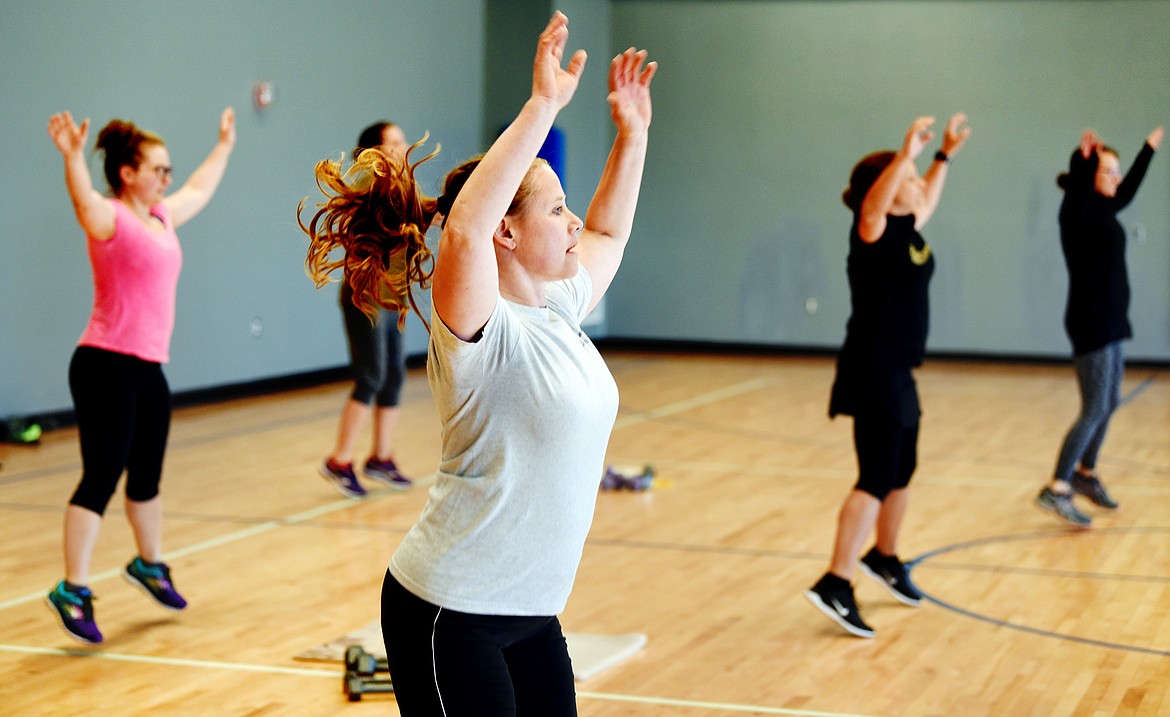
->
[1080,129,1101,159]
[903,116,935,159]
[539,11,568,62]
[609,48,655,91]
[219,107,237,145]
[943,112,971,156]
[532,11,586,109]
[47,111,88,155]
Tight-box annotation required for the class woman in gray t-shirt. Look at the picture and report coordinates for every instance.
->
[300,11,655,716]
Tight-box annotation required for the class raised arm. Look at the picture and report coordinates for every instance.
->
[917,112,971,229]
[576,48,657,313]
[48,111,115,240]
[858,116,933,243]
[433,11,586,340]
[1111,125,1161,210]
[164,107,236,228]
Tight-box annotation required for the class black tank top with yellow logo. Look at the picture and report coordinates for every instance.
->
[829,213,934,424]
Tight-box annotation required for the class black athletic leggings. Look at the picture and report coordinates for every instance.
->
[381,572,577,717]
[68,346,171,515]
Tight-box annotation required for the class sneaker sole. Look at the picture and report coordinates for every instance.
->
[362,471,413,491]
[1034,496,1092,528]
[1070,489,1119,510]
[858,562,922,607]
[319,466,366,498]
[44,595,102,644]
[802,590,874,638]
[123,571,186,612]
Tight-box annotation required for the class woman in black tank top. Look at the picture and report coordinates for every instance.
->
[805,114,971,639]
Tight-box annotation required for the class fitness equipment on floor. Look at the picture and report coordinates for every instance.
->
[343,645,394,702]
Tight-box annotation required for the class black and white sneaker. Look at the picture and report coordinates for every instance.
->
[859,547,922,607]
[804,574,874,638]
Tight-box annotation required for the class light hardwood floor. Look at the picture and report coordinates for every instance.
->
[1,352,1168,716]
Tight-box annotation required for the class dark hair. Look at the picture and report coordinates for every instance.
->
[355,121,395,159]
[1056,144,1118,192]
[435,157,549,227]
[94,119,165,195]
[298,136,440,327]
[842,151,896,211]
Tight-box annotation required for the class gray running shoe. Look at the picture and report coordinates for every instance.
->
[1036,487,1091,527]
[1070,473,1118,510]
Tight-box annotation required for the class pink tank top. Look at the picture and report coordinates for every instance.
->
[78,199,183,363]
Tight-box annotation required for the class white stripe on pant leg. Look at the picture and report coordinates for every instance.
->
[431,607,447,716]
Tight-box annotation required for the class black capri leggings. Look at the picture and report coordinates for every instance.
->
[341,283,405,407]
[68,346,171,515]
[381,572,577,717]
[853,411,919,501]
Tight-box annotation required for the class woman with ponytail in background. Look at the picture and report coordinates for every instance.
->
[45,108,235,644]
[1036,125,1162,527]
[318,120,418,498]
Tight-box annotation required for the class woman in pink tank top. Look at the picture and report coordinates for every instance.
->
[44,108,235,644]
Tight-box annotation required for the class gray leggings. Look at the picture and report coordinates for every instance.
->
[340,282,405,407]
[1054,341,1123,481]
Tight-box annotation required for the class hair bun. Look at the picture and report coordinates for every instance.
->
[95,119,137,150]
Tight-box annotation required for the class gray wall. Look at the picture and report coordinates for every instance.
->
[608,0,1170,360]
[5,0,1169,419]
[2,0,490,418]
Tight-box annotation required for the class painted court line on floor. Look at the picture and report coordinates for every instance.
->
[0,484,431,613]
[613,378,773,431]
[0,644,882,716]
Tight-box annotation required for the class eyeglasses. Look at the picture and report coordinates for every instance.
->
[148,165,174,180]
[1096,167,1120,178]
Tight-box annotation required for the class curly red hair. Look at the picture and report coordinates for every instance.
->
[297,137,440,328]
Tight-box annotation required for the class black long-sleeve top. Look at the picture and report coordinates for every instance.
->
[1059,142,1155,356]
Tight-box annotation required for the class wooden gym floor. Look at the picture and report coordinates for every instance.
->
[1,351,1168,716]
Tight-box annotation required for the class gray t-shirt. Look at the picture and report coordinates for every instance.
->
[389,267,619,615]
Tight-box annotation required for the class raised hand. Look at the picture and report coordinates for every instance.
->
[218,107,236,146]
[607,48,657,137]
[531,11,587,110]
[902,116,935,160]
[941,112,971,157]
[1080,128,1101,159]
[1147,126,1163,151]
[48,111,89,157]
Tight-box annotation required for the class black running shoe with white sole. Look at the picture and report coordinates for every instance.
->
[804,574,874,638]
[859,547,922,606]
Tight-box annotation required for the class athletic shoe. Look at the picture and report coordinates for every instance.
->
[804,575,874,638]
[125,557,187,610]
[599,465,654,491]
[46,581,103,644]
[1070,473,1119,510]
[859,547,922,606]
[1036,486,1091,527]
[363,457,413,490]
[321,459,366,498]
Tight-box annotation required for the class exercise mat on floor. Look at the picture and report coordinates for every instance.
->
[295,620,647,681]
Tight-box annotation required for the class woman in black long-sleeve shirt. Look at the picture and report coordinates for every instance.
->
[1037,126,1163,527]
